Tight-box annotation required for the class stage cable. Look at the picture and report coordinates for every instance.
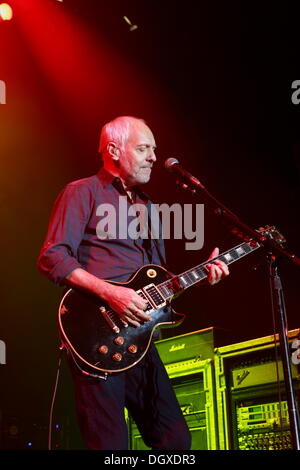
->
[48,345,65,451]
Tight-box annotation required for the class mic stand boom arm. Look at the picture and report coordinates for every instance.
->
[178,177,300,266]
[175,175,300,450]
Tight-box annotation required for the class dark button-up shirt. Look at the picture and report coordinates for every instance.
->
[37,168,166,285]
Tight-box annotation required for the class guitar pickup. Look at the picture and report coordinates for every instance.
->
[142,284,166,309]
[136,289,154,313]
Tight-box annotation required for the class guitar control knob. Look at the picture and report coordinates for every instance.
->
[98,345,108,354]
[114,336,125,345]
[112,352,123,362]
[128,344,138,354]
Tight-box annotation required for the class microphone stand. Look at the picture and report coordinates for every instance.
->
[174,176,300,450]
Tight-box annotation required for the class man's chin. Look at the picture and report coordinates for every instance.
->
[139,176,151,185]
[135,173,151,185]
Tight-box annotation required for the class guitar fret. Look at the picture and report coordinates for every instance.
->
[196,268,206,279]
[183,275,193,288]
[162,279,179,297]
[243,244,252,253]
[229,250,239,260]
[223,242,258,265]
[187,270,195,282]
[157,241,261,300]
[222,252,233,263]
[185,271,195,285]
[158,285,169,298]
[236,246,245,256]
[163,284,173,294]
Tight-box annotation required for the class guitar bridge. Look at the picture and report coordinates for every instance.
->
[99,306,120,333]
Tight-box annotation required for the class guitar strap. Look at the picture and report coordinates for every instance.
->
[146,200,166,267]
[135,187,166,267]
[112,178,166,268]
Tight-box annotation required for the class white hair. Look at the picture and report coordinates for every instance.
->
[99,116,146,154]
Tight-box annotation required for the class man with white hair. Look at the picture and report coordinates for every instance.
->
[38,116,228,450]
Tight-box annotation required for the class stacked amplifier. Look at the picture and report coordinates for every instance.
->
[128,327,221,450]
[127,327,300,450]
[214,328,300,450]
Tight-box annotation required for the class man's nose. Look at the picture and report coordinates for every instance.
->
[147,149,157,162]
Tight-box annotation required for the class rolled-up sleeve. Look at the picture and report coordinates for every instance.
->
[37,182,93,285]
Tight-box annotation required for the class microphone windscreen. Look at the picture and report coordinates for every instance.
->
[164,158,179,169]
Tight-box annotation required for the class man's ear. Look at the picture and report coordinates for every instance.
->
[107,142,121,162]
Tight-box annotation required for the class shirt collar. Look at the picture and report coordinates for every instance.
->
[96,166,148,202]
[96,166,116,188]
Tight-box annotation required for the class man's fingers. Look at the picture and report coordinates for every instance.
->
[132,306,151,322]
[207,264,219,285]
[214,259,230,276]
[206,247,230,285]
[132,292,147,310]
[206,261,229,285]
[208,247,219,260]
[122,313,140,327]
[123,306,151,327]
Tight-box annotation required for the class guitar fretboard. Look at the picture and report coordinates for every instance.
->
[157,241,260,300]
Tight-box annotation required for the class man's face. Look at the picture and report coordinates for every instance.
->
[118,122,157,187]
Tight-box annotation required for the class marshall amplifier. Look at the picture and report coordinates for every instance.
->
[154,327,216,366]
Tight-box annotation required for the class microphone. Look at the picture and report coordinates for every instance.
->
[164,158,204,189]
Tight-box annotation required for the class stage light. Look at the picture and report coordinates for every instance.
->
[123,16,138,32]
[0,3,13,21]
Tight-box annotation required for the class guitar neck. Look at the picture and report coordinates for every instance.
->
[157,240,261,301]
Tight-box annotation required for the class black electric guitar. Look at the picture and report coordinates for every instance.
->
[58,226,285,377]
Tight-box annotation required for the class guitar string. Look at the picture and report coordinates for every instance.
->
[101,241,260,322]
[157,241,260,298]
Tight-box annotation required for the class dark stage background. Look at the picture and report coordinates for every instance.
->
[0,0,299,449]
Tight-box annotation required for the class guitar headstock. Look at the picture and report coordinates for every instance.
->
[257,225,286,247]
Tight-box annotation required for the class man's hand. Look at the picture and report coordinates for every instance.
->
[206,247,229,285]
[103,284,151,327]
[64,268,151,327]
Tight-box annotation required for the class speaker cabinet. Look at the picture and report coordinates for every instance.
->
[128,329,219,450]
[214,328,300,450]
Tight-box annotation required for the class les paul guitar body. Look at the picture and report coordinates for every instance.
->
[58,225,284,377]
[59,264,184,377]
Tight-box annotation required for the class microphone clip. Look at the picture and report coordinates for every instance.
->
[175,179,197,194]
